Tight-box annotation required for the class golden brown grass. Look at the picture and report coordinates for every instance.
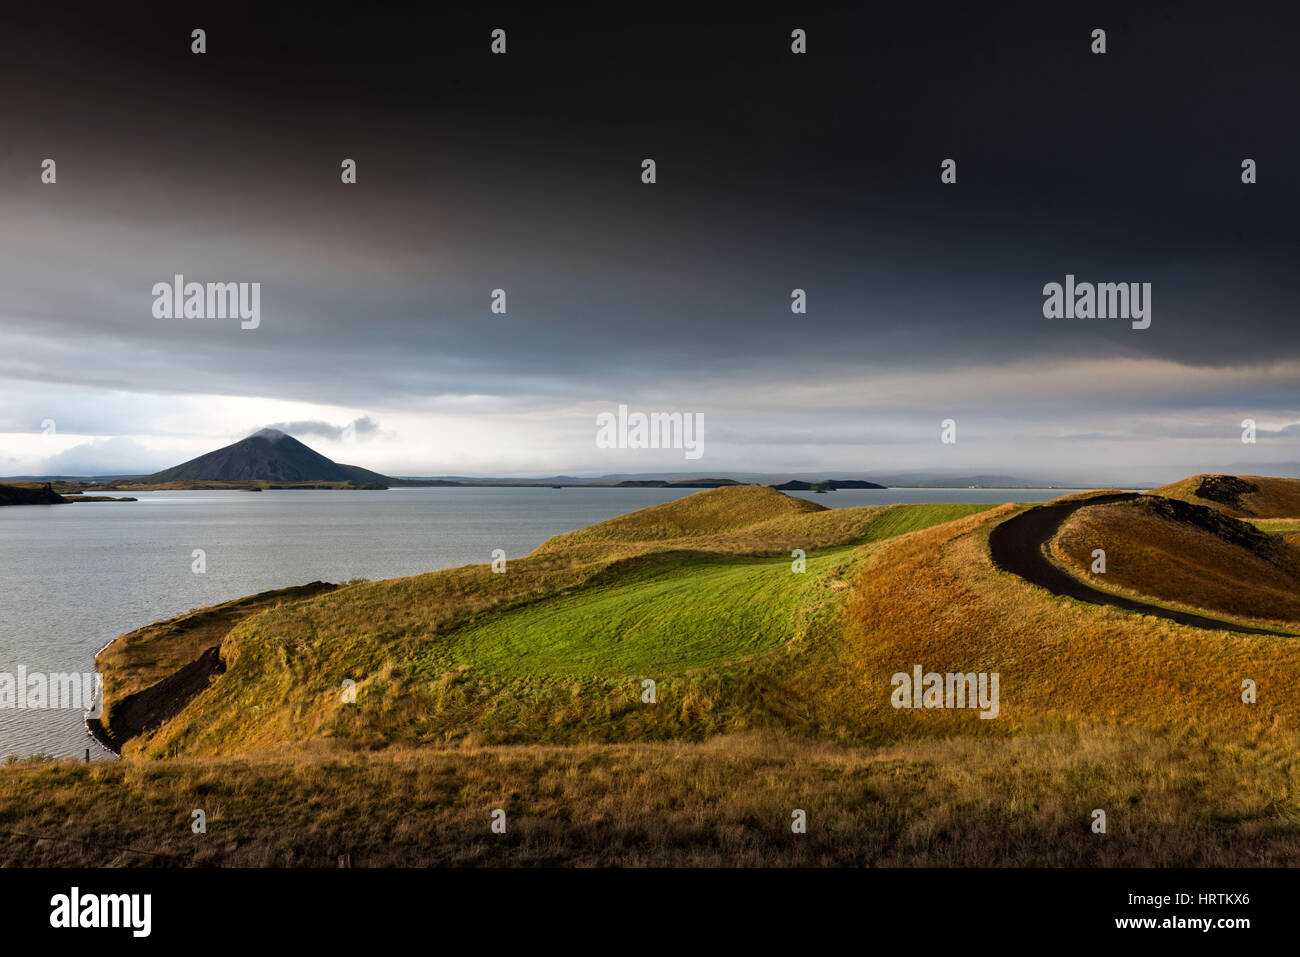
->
[1151,474,1300,518]
[95,582,337,732]
[531,485,882,564]
[3,725,1297,867]
[108,491,989,758]
[35,480,1300,866]
[830,505,1300,737]
[542,484,824,543]
[102,486,1300,757]
[1050,498,1300,627]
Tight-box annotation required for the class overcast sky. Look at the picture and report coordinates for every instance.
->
[1,2,1297,483]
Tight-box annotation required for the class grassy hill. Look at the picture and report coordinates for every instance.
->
[110,489,992,756]
[92,583,340,750]
[92,479,1300,761]
[1150,473,1300,518]
[84,482,1300,751]
[1050,495,1300,629]
[5,480,1300,866]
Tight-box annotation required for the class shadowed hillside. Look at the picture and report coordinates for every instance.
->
[143,428,390,485]
[0,482,68,506]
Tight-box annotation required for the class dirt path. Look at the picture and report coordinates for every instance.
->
[988,493,1297,637]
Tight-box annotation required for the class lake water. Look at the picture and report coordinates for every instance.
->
[0,486,1083,759]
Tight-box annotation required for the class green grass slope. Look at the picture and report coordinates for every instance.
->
[431,550,851,678]
[117,490,993,757]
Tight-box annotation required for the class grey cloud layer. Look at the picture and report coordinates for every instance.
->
[2,4,1297,477]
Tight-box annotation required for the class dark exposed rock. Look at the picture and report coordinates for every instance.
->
[1192,474,1260,513]
[1142,495,1288,566]
[88,646,227,753]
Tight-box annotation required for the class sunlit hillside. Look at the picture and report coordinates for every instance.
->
[1051,495,1300,628]
[6,480,1299,867]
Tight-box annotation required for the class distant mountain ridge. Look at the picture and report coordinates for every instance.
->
[770,479,886,491]
[144,429,391,485]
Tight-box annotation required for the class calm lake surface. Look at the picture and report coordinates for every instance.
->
[0,486,1085,759]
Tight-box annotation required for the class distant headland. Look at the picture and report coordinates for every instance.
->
[5,428,904,495]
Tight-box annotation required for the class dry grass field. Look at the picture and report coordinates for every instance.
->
[4,726,1298,867]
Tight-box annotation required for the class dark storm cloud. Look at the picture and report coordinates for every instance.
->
[0,2,1296,426]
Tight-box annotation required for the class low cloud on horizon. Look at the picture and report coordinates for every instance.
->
[261,416,382,443]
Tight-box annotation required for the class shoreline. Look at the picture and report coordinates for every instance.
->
[82,581,340,757]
